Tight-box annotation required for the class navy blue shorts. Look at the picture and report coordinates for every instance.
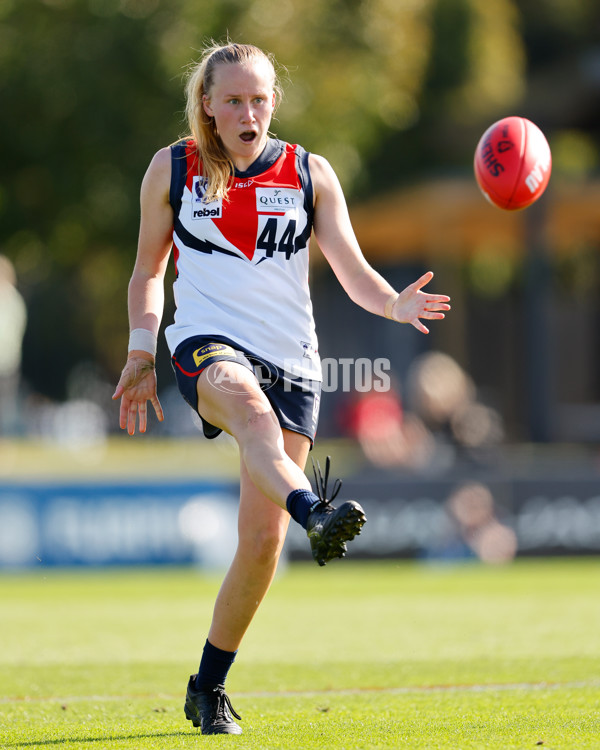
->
[171,335,321,443]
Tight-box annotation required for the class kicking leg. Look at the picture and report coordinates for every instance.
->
[195,361,313,507]
[195,360,366,564]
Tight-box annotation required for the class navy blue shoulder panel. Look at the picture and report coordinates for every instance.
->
[295,144,314,231]
[169,142,189,217]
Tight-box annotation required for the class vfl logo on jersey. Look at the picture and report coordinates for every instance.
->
[191,177,222,220]
[301,341,317,360]
[256,188,301,214]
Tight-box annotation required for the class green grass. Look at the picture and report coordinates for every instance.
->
[1,559,599,748]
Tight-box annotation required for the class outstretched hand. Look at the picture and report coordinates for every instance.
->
[391,271,451,334]
[112,355,164,435]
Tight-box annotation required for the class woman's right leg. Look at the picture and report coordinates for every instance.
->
[196,359,365,565]
[195,360,313,508]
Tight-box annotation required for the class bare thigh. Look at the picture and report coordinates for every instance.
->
[196,360,276,437]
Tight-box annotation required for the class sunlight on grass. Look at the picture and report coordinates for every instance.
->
[1,559,599,749]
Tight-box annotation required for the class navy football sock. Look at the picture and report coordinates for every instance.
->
[286,489,322,529]
[195,639,237,691]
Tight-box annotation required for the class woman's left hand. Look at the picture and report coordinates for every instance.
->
[391,271,451,334]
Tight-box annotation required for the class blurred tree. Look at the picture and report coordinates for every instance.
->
[1,0,184,395]
[358,0,526,194]
[0,0,596,403]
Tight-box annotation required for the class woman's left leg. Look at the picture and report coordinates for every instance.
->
[185,430,309,733]
[207,428,310,652]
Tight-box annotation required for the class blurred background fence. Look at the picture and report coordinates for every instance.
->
[1,0,599,568]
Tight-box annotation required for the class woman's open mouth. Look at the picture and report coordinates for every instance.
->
[240,131,257,143]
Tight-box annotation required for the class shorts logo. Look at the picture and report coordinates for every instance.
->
[256,188,301,214]
[192,177,222,220]
[192,343,236,368]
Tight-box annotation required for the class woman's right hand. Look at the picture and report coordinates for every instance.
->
[112,354,164,435]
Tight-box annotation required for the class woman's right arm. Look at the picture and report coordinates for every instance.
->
[112,147,174,435]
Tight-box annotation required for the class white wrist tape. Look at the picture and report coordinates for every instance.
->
[384,293,400,320]
[128,328,157,356]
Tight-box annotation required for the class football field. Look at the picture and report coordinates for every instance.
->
[1,558,599,749]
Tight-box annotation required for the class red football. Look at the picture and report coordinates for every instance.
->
[474,116,552,210]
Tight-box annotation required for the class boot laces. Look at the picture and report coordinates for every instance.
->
[311,455,342,507]
[213,687,242,721]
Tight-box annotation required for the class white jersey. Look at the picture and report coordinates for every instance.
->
[164,138,321,381]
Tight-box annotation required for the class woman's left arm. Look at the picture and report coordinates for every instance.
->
[310,154,450,334]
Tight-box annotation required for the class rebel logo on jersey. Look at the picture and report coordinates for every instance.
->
[192,178,222,220]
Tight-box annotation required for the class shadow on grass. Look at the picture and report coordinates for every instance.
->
[6,731,193,747]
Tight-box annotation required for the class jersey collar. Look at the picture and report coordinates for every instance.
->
[234,139,284,179]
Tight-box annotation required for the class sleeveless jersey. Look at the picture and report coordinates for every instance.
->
[164,138,321,382]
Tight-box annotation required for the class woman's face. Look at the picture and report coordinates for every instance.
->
[203,59,276,171]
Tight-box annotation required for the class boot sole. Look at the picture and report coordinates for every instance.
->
[184,701,201,728]
[309,502,367,566]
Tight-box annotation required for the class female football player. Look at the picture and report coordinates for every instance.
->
[113,42,450,735]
